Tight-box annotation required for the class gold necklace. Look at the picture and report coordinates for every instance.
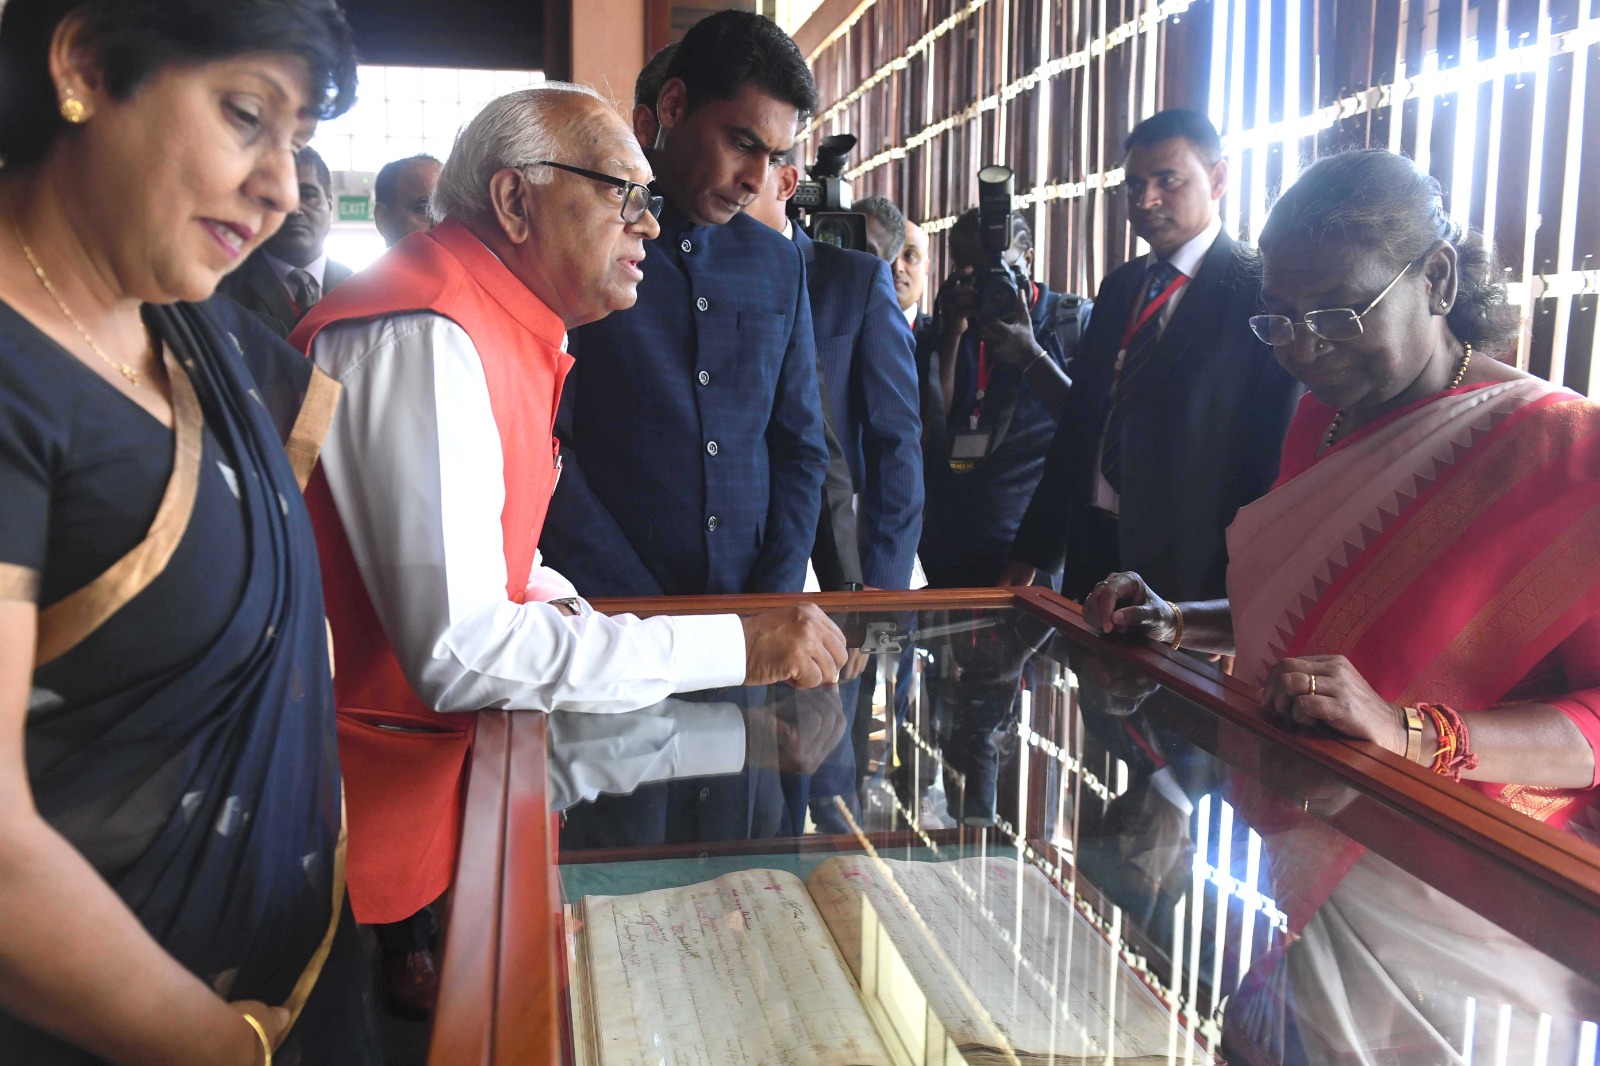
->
[14,230,148,389]
[1324,343,1473,450]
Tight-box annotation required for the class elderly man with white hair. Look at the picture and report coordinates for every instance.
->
[289,83,847,1012]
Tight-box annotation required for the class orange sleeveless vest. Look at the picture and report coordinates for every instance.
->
[291,219,572,924]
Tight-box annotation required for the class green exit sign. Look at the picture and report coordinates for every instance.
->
[337,194,371,222]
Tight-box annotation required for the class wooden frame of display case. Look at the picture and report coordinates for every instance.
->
[427,711,561,1065]
[429,588,1600,1065]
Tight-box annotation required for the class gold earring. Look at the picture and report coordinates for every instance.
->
[59,94,87,124]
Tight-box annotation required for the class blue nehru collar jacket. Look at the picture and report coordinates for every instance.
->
[541,193,830,597]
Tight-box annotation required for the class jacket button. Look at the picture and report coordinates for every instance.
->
[698,786,711,801]
[695,296,709,312]
[706,440,719,456]
[697,370,710,386]
[706,515,718,531]
[681,238,693,254]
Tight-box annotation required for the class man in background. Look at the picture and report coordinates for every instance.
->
[894,217,931,335]
[373,153,441,247]
[747,161,923,595]
[854,194,906,264]
[746,152,924,828]
[219,145,350,336]
[1000,109,1299,601]
[917,209,1085,589]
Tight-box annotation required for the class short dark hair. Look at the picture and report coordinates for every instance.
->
[634,42,678,113]
[854,196,906,261]
[297,144,331,192]
[375,153,441,206]
[1124,108,1223,164]
[0,0,358,169]
[1259,149,1519,355]
[664,10,817,122]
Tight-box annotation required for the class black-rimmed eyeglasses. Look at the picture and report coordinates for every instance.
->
[524,160,662,225]
[1249,255,1421,347]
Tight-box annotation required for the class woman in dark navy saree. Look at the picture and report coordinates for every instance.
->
[0,1,376,1062]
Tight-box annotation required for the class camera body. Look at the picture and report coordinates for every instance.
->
[789,133,868,252]
[974,164,1023,322]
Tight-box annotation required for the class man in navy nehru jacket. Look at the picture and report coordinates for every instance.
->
[541,11,829,598]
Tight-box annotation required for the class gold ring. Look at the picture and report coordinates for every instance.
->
[1307,674,1317,698]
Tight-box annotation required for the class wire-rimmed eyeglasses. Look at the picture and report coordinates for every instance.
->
[1249,255,1422,347]
[523,160,663,225]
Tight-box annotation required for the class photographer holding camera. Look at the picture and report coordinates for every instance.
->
[917,172,1090,590]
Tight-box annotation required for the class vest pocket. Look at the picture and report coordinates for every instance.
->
[736,310,786,335]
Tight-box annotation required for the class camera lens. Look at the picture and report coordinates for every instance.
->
[976,265,1019,321]
[814,218,852,248]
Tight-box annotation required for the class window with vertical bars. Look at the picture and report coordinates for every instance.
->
[804,0,1600,394]
[312,64,546,175]
[309,64,544,270]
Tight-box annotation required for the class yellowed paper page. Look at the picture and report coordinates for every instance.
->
[579,867,896,1066]
[566,903,598,1066]
[808,855,1178,1063]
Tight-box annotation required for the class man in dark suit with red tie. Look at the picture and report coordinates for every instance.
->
[219,145,351,337]
[1001,109,1301,602]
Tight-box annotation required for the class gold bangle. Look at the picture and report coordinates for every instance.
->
[241,1012,272,1066]
[1168,603,1184,651]
[1402,704,1424,763]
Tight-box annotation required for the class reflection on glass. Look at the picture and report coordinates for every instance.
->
[552,607,1600,1064]
[546,699,746,812]
[564,852,1197,1065]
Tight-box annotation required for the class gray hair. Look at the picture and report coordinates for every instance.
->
[431,81,607,225]
[1260,149,1519,355]
[854,195,907,262]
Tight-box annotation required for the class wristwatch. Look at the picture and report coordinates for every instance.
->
[548,596,591,617]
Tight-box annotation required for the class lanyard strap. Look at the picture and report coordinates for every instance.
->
[969,279,1043,424]
[1119,272,1187,350]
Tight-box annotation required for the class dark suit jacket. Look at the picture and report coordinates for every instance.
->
[909,309,932,345]
[812,378,864,591]
[793,227,924,590]
[545,203,829,597]
[1009,230,1301,601]
[216,251,353,338]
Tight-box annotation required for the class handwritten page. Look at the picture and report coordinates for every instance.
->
[578,868,895,1066]
[808,856,1176,1064]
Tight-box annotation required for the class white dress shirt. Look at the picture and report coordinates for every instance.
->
[1091,215,1224,514]
[264,249,327,293]
[313,311,749,714]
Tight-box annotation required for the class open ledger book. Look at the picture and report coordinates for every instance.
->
[568,855,1192,1065]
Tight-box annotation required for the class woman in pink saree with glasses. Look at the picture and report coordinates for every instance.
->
[1087,150,1600,1063]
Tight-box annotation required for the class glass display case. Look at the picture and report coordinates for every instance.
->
[428,588,1600,1065]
